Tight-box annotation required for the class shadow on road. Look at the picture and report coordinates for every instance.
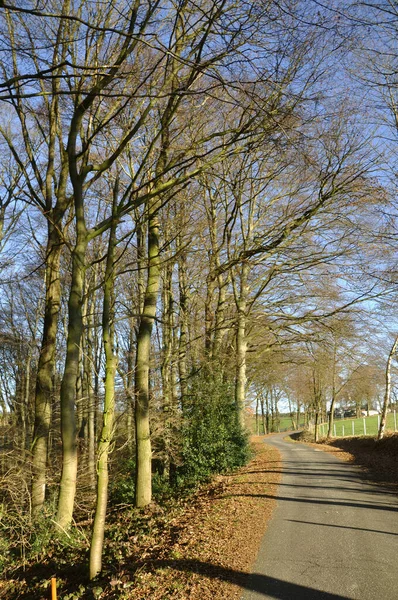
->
[287,518,398,536]
[272,481,398,496]
[216,491,398,512]
[142,558,353,599]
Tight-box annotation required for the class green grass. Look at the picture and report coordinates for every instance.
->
[318,413,398,438]
[247,414,305,433]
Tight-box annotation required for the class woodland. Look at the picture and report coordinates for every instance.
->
[0,0,398,595]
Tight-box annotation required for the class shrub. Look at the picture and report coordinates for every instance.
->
[177,368,250,486]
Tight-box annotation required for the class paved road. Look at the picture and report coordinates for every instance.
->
[242,434,398,600]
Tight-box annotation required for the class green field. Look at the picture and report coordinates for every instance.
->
[318,413,398,438]
[249,412,398,438]
[248,414,305,433]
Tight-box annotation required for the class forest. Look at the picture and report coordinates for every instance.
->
[0,0,398,597]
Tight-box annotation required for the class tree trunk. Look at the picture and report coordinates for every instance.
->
[177,246,189,409]
[90,201,118,579]
[260,396,267,435]
[134,200,160,508]
[378,335,398,440]
[274,391,280,433]
[212,275,228,360]
[31,223,62,515]
[235,307,247,429]
[204,274,216,355]
[314,408,320,443]
[235,264,249,430]
[327,343,337,439]
[161,258,177,478]
[84,270,99,490]
[56,222,88,529]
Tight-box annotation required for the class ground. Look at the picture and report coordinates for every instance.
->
[2,433,397,599]
[102,437,281,600]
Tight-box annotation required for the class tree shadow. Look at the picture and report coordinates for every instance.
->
[7,556,354,600]
[214,491,398,512]
[287,519,398,536]
[272,481,398,496]
[141,558,353,599]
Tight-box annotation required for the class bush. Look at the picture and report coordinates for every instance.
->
[177,369,250,487]
[109,370,250,500]
[108,458,135,505]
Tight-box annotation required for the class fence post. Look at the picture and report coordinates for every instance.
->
[342,424,345,437]
[51,578,57,600]
[377,414,380,431]
[363,417,366,436]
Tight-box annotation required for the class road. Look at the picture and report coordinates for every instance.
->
[241,434,398,600]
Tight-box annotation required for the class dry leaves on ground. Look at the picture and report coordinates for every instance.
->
[118,437,281,600]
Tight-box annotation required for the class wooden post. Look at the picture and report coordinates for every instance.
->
[51,578,57,600]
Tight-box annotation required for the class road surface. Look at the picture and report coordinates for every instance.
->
[242,434,398,599]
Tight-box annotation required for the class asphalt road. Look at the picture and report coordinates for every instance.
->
[241,434,398,600]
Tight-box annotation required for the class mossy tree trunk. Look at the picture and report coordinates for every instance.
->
[31,218,65,515]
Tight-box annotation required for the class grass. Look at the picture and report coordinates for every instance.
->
[318,412,398,438]
[247,415,305,434]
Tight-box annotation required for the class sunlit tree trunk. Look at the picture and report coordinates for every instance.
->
[235,263,249,429]
[56,170,88,528]
[90,195,118,579]
[134,198,160,508]
[378,335,398,440]
[327,342,338,439]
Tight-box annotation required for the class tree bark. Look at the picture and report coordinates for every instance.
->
[31,221,63,515]
[177,245,189,409]
[378,335,398,440]
[90,196,118,579]
[56,198,88,529]
[134,199,160,508]
[327,342,337,440]
[235,263,249,430]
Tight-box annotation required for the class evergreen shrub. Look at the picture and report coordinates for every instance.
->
[177,369,250,486]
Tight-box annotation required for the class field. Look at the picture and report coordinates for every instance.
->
[248,412,398,438]
[247,414,305,433]
[318,412,398,438]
